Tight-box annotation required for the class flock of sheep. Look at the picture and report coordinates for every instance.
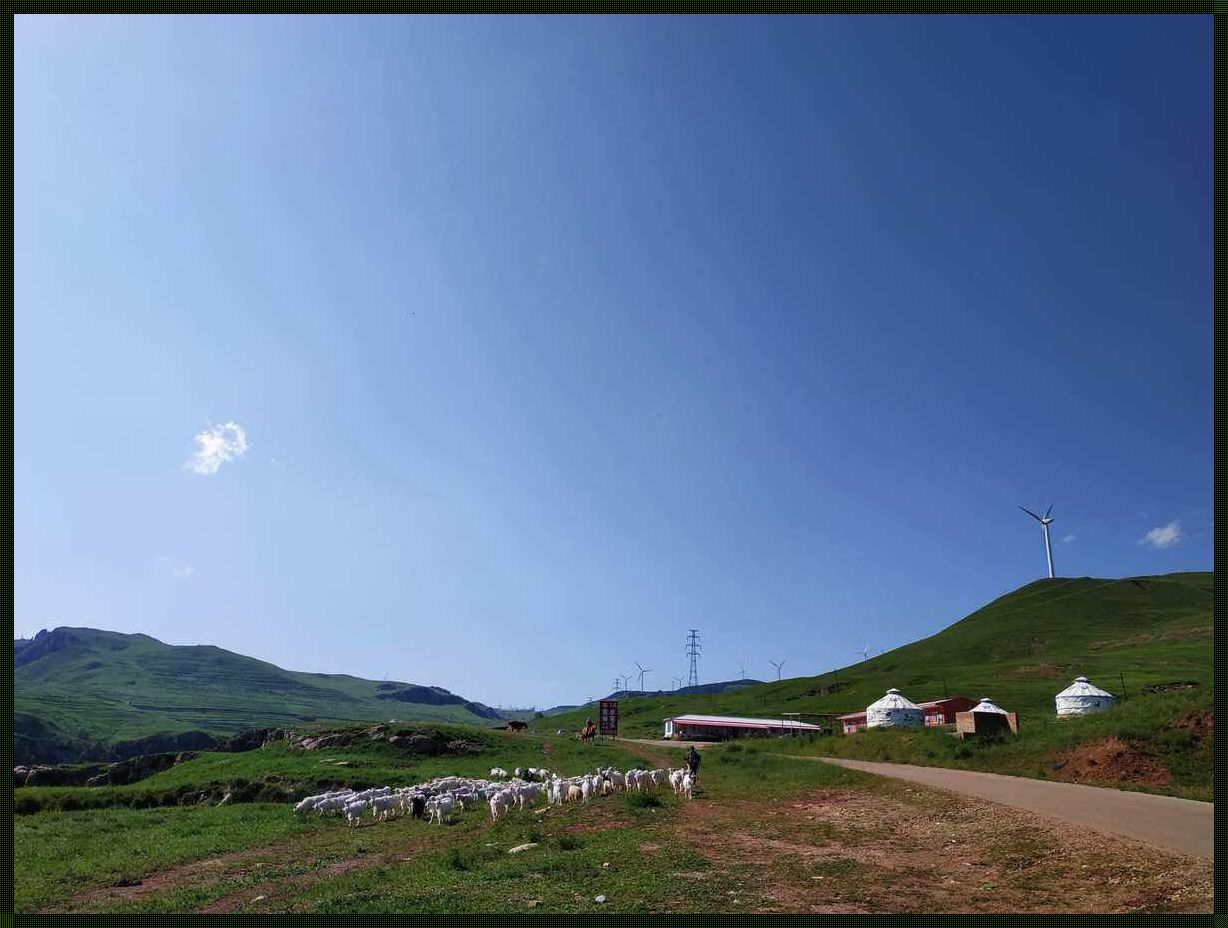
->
[291,764,695,828]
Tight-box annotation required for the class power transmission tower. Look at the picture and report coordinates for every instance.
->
[686,629,701,689]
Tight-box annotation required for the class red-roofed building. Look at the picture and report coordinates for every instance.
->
[663,714,823,741]
[838,696,975,734]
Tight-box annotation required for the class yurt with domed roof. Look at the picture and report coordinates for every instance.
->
[865,688,923,729]
[1055,676,1115,717]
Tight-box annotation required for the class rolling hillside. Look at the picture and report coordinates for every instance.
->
[541,678,763,716]
[14,628,511,764]
[548,572,1213,797]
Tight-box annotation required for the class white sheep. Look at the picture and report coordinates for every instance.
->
[489,790,512,821]
[680,772,694,800]
[344,799,368,827]
[428,795,457,824]
[371,795,399,822]
[669,768,685,794]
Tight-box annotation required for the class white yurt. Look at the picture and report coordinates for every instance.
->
[1055,676,1115,717]
[865,688,923,729]
[972,697,1008,715]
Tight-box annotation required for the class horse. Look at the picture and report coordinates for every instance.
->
[578,722,597,744]
[507,720,528,734]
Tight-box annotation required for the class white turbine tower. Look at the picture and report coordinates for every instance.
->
[635,661,654,693]
[769,659,786,681]
[856,644,869,663]
[1020,504,1056,579]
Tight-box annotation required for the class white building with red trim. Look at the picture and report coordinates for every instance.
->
[663,714,822,741]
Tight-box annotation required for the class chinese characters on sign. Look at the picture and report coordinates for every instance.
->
[598,700,619,737]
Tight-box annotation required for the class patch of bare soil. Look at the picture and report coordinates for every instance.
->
[670,785,1212,914]
[1170,708,1213,743]
[998,662,1065,680]
[1048,737,1171,788]
[1090,624,1213,651]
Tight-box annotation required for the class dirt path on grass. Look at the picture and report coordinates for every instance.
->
[807,757,1213,859]
[668,783,1213,914]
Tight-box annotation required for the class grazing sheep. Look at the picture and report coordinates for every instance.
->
[344,799,368,827]
[566,783,583,804]
[489,790,512,821]
[669,768,685,794]
[428,796,457,824]
[372,795,399,822]
[516,783,542,809]
[490,767,508,779]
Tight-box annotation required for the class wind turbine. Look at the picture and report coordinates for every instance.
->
[635,661,654,692]
[739,664,747,681]
[769,659,786,681]
[1019,504,1056,579]
[856,644,869,663]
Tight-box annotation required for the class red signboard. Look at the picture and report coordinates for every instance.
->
[599,700,619,736]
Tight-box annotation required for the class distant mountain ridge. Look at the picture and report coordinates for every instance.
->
[542,678,763,716]
[14,627,510,765]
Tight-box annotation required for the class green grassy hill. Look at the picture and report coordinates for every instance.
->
[550,572,1212,798]
[15,628,512,764]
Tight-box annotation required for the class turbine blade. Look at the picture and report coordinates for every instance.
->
[1044,503,1053,519]
[1019,506,1042,521]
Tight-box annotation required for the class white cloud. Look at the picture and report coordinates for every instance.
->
[1061,534,1076,544]
[1139,521,1182,549]
[186,422,249,475]
[155,557,194,579]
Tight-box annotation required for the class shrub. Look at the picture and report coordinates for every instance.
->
[626,792,661,809]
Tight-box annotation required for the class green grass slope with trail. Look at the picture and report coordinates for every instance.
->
[15,627,514,764]
[15,727,867,914]
[552,572,1212,799]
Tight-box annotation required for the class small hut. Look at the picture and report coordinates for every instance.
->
[865,688,923,729]
[956,696,1019,738]
[1055,676,1115,717]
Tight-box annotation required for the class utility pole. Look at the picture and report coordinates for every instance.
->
[686,629,701,689]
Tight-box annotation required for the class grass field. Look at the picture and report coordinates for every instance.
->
[16,730,1211,914]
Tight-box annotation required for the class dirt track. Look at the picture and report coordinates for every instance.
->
[811,757,1213,859]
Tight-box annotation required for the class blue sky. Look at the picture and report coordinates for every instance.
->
[16,15,1211,708]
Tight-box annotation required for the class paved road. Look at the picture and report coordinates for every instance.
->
[812,757,1213,859]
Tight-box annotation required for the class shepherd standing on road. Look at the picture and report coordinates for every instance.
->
[686,746,701,782]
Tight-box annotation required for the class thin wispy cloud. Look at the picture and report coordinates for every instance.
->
[1061,534,1076,544]
[185,422,248,475]
[1139,521,1182,550]
[155,557,195,579]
